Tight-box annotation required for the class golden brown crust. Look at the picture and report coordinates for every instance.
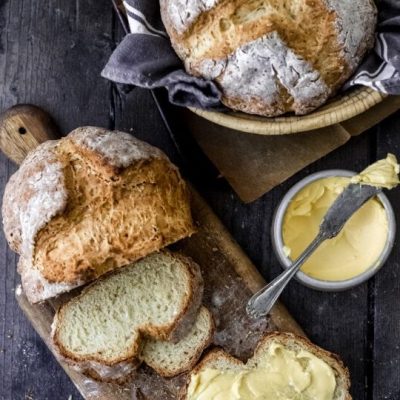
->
[2,127,195,303]
[220,82,293,117]
[161,0,377,117]
[146,307,216,378]
[35,140,194,285]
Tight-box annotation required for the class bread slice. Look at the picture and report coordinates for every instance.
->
[61,306,214,382]
[141,306,214,377]
[185,332,351,400]
[52,251,208,380]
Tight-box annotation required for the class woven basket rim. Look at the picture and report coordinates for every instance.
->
[189,87,386,135]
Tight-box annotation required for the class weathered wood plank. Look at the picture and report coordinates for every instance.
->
[0,0,115,398]
[125,86,376,398]
[16,183,307,400]
[1,0,399,399]
[373,111,400,400]
[274,130,377,400]
[192,126,375,399]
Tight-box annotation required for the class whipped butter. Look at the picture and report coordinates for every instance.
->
[187,342,336,400]
[351,153,400,189]
[283,154,399,281]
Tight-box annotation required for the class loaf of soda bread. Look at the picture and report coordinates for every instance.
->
[2,127,195,303]
[161,0,377,116]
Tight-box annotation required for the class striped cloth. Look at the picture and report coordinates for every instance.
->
[344,0,400,93]
[102,0,400,110]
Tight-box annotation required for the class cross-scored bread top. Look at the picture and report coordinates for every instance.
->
[2,127,195,303]
[161,0,377,116]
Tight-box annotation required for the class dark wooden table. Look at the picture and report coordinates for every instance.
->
[1,1,400,399]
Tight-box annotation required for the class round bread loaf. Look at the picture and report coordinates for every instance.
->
[161,0,377,116]
[2,127,195,303]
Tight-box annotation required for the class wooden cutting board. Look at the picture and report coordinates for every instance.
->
[0,105,304,399]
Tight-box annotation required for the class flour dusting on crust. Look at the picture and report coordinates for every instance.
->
[69,127,166,169]
[18,257,83,304]
[197,32,329,115]
[2,127,188,304]
[165,0,219,34]
[2,141,69,303]
[162,0,377,116]
[2,140,68,260]
[324,0,377,68]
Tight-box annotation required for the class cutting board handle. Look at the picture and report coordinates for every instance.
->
[0,104,60,165]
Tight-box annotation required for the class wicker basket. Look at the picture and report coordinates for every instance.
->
[190,87,386,135]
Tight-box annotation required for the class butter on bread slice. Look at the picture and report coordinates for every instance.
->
[185,332,351,400]
[52,251,213,381]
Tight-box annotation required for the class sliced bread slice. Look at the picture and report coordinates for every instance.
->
[185,332,351,400]
[141,306,214,377]
[63,306,214,382]
[52,251,205,379]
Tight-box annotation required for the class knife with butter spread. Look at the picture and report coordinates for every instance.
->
[247,154,400,318]
[283,154,399,281]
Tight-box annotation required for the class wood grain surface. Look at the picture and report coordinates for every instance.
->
[0,1,400,400]
[14,184,304,400]
[0,100,305,399]
[0,104,59,164]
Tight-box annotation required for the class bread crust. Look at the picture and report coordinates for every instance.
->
[161,0,377,117]
[69,308,214,383]
[51,252,212,382]
[144,307,215,378]
[67,356,140,384]
[2,127,195,303]
[2,140,67,255]
[184,331,351,400]
[160,253,205,343]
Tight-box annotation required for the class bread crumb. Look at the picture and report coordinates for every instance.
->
[24,389,34,400]
[16,284,22,296]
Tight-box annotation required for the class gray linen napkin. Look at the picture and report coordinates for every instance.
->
[102,0,400,110]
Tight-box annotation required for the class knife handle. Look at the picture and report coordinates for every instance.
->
[0,104,60,165]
